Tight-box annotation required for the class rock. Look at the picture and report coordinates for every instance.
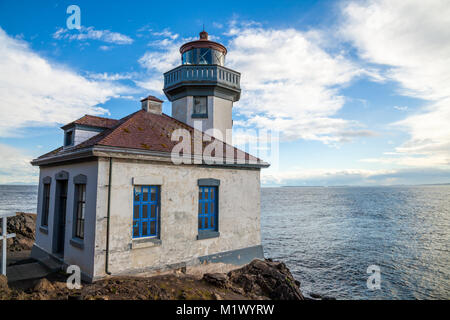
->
[310,292,322,299]
[34,278,55,293]
[227,259,304,300]
[0,275,11,298]
[7,213,36,239]
[0,275,9,290]
[203,273,229,288]
[53,282,68,290]
[309,292,336,300]
[3,212,37,252]
[174,266,187,275]
[212,292,223,300]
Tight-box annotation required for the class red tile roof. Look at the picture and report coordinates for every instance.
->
[61,115,119,130]
[38,111,266,166]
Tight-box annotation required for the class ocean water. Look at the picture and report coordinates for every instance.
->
[0,184,449,299]
[0,185,38,216]
[261,186,450,300]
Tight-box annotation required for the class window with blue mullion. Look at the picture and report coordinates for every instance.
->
[133,186,159,238]
[198,186,217,231]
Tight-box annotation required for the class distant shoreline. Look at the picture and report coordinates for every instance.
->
[262,183,450,188]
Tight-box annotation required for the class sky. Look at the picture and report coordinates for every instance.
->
[0,0,450,186]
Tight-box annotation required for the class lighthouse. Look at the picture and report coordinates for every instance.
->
[30,30,268,283]
[163,31,241,142]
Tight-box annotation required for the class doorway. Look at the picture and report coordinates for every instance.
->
[53,177,68,256]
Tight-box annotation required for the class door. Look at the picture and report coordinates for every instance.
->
[54,180,67,255]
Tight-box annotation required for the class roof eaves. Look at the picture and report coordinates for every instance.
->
[92,145,270,169]
[31,146,95,166]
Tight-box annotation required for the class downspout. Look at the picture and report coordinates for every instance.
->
[105,157,112,275]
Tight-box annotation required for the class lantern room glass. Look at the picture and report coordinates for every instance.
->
[182,48,225,66]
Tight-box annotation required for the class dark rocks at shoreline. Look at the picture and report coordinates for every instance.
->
[0,212,36,252]
[309,292,336,300]
[2,259,306,300]
[204,259,304,300]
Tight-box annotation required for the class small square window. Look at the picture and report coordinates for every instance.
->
[193,96,207,117]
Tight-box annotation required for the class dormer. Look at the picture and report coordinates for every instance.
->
[61,115,118,148]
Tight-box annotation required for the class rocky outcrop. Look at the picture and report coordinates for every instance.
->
[203,259,304,300]
[1,212,36,252]
[202,273,228,288]
[3,259,304,300]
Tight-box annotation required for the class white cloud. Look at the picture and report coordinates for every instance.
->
[137,31,184,92]
[138,24,373,143]
[53,26,133,45]
[0,143,38,184]
[86,72,134,81]
[341,0,450,169]
[151,29,179,40]
[0,27,128,136]
[225,25,372,143]
[393,106,408,111]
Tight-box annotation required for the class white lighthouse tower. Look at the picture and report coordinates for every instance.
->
[163,31,241,142]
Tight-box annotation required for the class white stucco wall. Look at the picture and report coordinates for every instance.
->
[34,161,98,278]
[212,96,233,142]
[93,157,261,279]
[172,96,189,123]
[73,129,100,146]
[171,96,232,141]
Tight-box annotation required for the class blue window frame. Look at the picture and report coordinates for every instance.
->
[133,186,160,238]
[198,186,218,231]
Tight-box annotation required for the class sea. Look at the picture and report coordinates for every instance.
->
[1,184,449,299]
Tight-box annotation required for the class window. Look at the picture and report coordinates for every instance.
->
[199,48,212,65]
[198,186,218,231]
[193,96,207,118]
[65,130,73,146]
[182,48,225,66]
[41,183,51,227]
[74,184,86,239]
[133,186,160,238]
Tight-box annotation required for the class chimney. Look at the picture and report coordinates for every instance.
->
[141,96,163,114]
